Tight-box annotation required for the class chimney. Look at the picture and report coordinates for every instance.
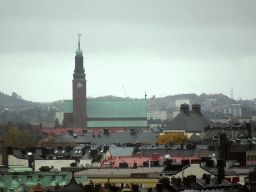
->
[161,178,170,188]
[204,126,211,132]
[90,149,97,158]
[182,159,190,167]
[171,178,177,185]
[68,129,73,135]
[249,167,256,182]
[105,183,111,189]
[82,129,87,133]
[217,159,226,168]
[203,174,211,184]
[183,177,191,188]
[219,133,228,160]
[246,123,252,138]
[103,145,109,153]
[180,104,189,114]
[176,178,182,187]
[192,104,201,114]
[217,167,225,184]
[2,147,9,168]
[104,128,109,135]
[130,128,136,135]
[95,183,101,192]
[132,184,139,192]
[206,160,214,167]
[85,184,94,192]
[190,175,196,182]
[156,183,163,192]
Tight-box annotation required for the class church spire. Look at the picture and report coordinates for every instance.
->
[74,33,85,79]
[76,33,83,56]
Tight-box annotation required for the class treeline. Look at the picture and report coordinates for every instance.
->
[0,106,57,126]
[0,122,43,153]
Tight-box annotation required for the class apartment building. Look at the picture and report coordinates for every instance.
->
[147,110,167,121]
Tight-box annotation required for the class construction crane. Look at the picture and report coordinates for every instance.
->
[122,85,129,98]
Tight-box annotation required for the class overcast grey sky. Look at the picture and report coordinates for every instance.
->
[1,0,256,102]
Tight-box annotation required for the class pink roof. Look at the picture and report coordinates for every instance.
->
[101,154,201,168]
[40,128,128,135]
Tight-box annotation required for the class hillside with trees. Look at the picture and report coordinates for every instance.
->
[0,92,63,126]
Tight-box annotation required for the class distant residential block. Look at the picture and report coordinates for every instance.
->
[147,110,167,121]
[55,112,64,124]
[175,99,190,108]
[223,104,242,118]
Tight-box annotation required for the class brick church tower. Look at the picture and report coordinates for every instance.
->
[72,34,87,128]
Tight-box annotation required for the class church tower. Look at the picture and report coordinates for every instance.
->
[72,34,87,128]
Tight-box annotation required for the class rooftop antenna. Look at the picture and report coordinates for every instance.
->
[78,33,81,50]
[231,89,233,100]
[145,89,147,100]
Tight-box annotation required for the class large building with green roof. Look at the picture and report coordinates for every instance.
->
[64,99,147,129]
[63,35,147,129]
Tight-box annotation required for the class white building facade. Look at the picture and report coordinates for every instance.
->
[55,112,64,124]
[147,110,167,120]
[223,104,242,118]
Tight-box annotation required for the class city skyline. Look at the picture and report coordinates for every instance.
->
[1,0,256,102]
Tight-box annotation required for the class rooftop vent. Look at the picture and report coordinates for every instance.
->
[104,128,109,135]
[82,129,87,133]
[130,128,136,135]
[68,129,73,135]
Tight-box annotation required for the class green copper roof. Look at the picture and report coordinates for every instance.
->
[87,120,147,128]
[64,99,147,118]
[76,49,83,56]
[8,167,33,173]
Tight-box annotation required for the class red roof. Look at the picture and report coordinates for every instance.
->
[101,154,200,168]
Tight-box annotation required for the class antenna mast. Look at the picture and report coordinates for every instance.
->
[78,33,81,50]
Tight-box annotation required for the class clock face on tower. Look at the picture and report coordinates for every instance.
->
[77,82,82,88]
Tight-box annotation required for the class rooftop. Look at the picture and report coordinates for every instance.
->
[74,167,164,178]
[64,99,147,118]
[163,111,214,133]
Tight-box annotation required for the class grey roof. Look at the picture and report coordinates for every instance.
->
[74,167,164,178]
[55,132,159,145]
[200,162,238,176]
[163,111,214,132]
[13,150,26,159]
[108,147,134,156]
[199,130,250,140]
[137,149,196,157]
[188,133,202,141]
[196,178,232,188]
